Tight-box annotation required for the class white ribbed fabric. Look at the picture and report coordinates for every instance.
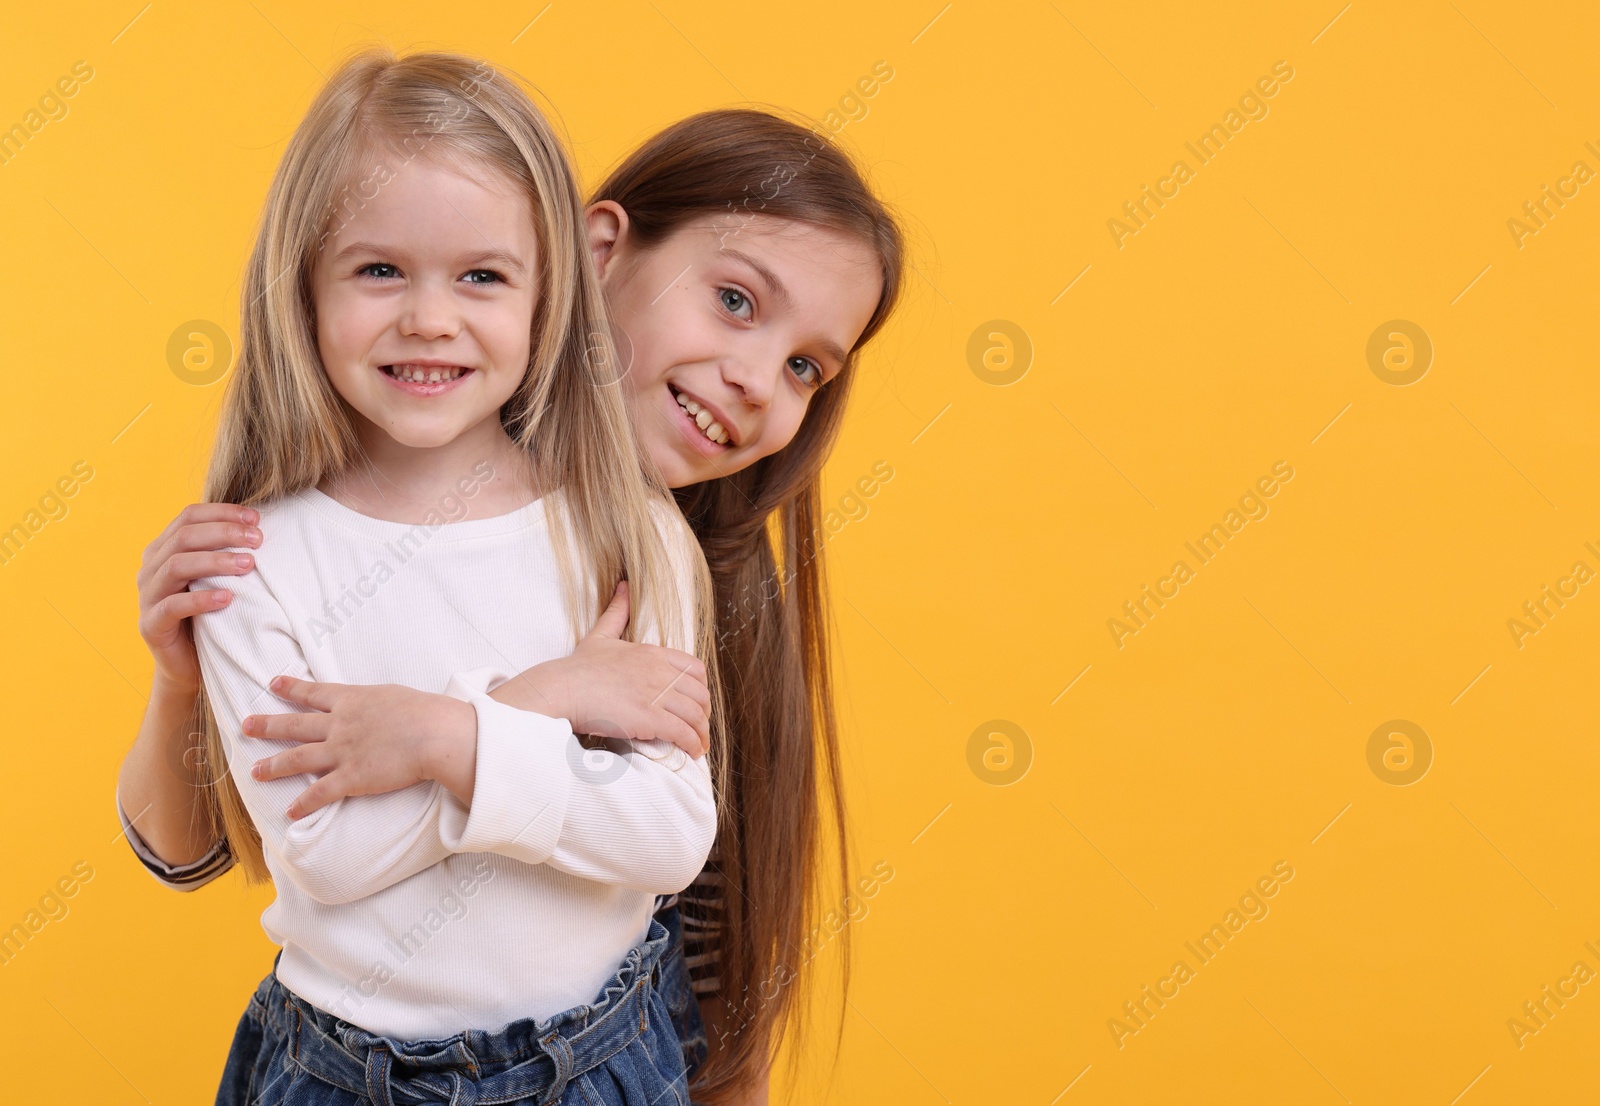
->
[189,486,715,1040]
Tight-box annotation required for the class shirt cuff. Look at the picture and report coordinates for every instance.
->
[437,692,575,862]
[442,666,516,701]
[115,783,234,891]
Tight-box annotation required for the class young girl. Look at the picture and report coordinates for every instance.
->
[118,93,905,1105]
[170,47,732,1104]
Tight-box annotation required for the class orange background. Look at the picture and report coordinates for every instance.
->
[3,1,1598,1102]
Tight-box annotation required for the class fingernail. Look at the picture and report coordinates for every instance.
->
[234,554,252,569]
[241,508,258,524]
[213,591,231,605]
[246,527,263,545]
[250,762,263,778]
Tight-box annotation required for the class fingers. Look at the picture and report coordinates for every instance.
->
[670,666,711,711]
[660,713,706,760]
[241,710,328,744]
[166,520,263,558]
[141,549,255,612]
[658,647,708,688]
[284,775,347,820]
[584,580,631,641]
[143,519,264,592]
[250,742,336,783]
[144,502,257,560]
[142,505,260,577]
[659,691,710,756]
[268,675,340,712]
[655,657,710,719]
[140,588,233,643]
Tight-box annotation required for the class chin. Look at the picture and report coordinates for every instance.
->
[657,462,694,490]
[651,450,701,490]
[384,424,467,450]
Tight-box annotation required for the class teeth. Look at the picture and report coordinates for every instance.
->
[389,365,466,383]
[673,388,730,446]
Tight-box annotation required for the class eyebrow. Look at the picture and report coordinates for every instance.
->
[329,241,529,277]
[720,247,851,371]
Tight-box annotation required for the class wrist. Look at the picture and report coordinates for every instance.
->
[148,674,200,747]
[489,662,571,723]
[151,669,199,704]
[424,695,480,784]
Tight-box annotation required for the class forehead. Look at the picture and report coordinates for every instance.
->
[686,214,876,271]
[319,149,536,252]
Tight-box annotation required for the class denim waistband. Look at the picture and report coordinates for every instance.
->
[251,918,671,1106]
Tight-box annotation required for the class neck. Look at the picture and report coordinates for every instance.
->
[318,413,540,524]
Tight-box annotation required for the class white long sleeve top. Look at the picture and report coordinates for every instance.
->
[187,485,715,1040]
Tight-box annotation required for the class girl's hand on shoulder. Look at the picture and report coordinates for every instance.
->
[494,581,711,758]
[137,502,263,692]
[243,676,477,819]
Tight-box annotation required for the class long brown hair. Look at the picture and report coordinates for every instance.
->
[592,109,905,1101]
[198,49,721,891]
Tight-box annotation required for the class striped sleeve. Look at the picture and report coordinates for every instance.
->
[116,784,235,891]
[677,846,726,996]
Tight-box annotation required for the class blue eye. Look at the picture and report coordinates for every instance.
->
[719,287,752,319]
[356,264,505,284]
[788,356,821,387]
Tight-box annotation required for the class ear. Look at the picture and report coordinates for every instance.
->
[585,201,630,281]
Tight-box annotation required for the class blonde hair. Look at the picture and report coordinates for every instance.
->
[196,47,722,884]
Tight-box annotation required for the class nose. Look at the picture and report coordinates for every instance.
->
[720,349,779,410]
[398,279,460,340]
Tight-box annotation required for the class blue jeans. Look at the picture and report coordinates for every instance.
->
[215,917,688,1106]
[652,903,708,1086]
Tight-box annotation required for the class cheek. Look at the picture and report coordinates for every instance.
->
[619,309,710,398]
[484,295,535,356]
[753,402,810,458]
[317,289,381,360]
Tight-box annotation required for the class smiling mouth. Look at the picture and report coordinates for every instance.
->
[668,384,732,447]
[376,363,476,396]
[382,364,472,383]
